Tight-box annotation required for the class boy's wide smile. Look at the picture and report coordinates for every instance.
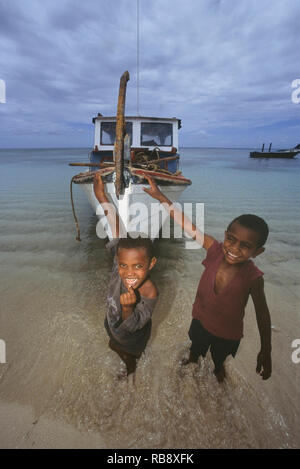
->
[224,248,240,262]
[222,222,264,265]
[124,278,139,287]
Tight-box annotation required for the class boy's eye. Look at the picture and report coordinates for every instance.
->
[119,264,126,268]
[135,264,143,269]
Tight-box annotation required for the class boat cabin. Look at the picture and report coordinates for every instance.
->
[91,115,181,174]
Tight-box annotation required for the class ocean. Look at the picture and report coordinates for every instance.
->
[0,147,299,448]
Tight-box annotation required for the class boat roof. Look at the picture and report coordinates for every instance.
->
[92,114,181,126]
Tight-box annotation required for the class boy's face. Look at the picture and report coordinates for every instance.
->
[117,247,157,290]
[222,222,265,265]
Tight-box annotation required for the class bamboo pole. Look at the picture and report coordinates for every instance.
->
[142,155,179,165]
[69,155,179,168]
[115,71,130,197]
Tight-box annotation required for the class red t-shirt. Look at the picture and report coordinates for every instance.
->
[192,241,263,340]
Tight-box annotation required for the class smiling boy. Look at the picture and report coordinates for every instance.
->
[93,172,158,377]
[143,176,272,383]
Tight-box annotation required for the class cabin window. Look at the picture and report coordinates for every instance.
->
[141,123,173,147]
[100,122,132,145]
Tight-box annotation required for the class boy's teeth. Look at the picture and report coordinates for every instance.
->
[228,252,237,258]
[126,279,137,284]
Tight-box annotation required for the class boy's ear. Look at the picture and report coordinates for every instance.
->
[149,257,157,270]
[253,246,265,258]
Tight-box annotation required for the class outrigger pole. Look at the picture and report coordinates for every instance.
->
[114,71,130,198]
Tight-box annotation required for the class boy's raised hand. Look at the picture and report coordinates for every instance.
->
[256,350,272,380]
[142,175,165,202]
[120,286,137,308]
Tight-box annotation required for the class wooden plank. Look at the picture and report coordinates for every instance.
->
[144,155,179,165]
[131,167,192,185]
[69,162,114,168]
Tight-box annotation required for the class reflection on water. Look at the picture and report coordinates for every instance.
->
[0,148,299,448]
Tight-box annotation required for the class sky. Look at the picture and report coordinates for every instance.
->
[0,0,300,148]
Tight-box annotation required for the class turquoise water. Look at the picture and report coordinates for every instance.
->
[0,147,299,448]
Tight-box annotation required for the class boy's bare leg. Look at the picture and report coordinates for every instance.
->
[109,339,137,377]
[213,364,226,383]
[181,348,199,365]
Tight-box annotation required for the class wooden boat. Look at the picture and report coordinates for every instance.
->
[250,142,300,159]
[69,71,191,240]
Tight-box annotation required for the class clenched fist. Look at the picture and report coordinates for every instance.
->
[120,286,137,307]
[120,286,137,320]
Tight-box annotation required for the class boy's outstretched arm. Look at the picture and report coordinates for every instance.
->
[93,172,125,238]
[250,276,272,380]
[142,175,215,250]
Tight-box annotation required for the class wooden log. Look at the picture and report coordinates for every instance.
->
[114,71,130,197]
[69,155,178,169]
[131,167,192,185]
[69,162,114,168]
[144,155,179,165]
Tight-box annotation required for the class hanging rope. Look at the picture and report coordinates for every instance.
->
[70,175,81,242]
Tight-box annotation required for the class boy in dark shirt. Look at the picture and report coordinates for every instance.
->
[93,172,158,377]
[143,176,272,383]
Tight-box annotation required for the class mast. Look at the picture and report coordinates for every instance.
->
[114,71,130,198]
[137,0,140,115]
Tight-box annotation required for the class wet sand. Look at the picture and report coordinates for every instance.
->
[0,238,298,448]
[0,401,106,449]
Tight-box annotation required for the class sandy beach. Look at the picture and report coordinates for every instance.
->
[0,400,106,449]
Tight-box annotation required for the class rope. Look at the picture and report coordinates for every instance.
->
[70,175,81,242]
[151,147,160,160]
[133,149,175,174]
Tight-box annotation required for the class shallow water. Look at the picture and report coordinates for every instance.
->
[0,147,299,448]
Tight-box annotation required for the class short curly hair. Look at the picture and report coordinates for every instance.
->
[117,233,155,259]
[227,214,269,247]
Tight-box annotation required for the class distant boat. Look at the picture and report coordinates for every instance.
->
[250,143,300,159]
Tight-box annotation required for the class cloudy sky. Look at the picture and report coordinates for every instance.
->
[0,0,300,148]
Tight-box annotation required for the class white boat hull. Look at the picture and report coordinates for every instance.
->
[82,181,187,240]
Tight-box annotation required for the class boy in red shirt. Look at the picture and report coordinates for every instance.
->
[143,176,272,383]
